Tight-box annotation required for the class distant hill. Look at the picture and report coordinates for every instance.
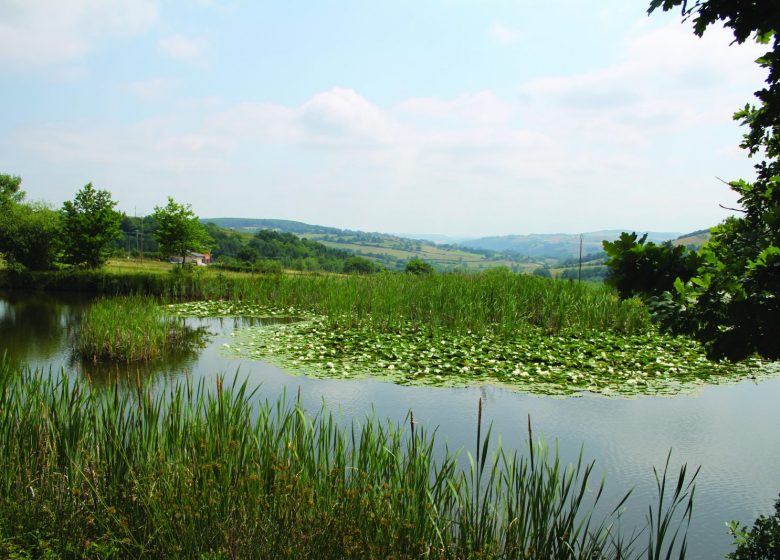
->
[460,230,682,260]
[202,217,340,235]
[673,228,710,248]
[202,218,540,272]
[201,218,697,270]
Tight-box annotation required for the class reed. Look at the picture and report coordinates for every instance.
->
[0,360,695,559]
[77,295,205,362]
[6,268,651,336]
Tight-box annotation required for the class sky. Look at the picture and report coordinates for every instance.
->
[0,0,769,237]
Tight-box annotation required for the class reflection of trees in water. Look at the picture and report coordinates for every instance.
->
[1,292,213,388]
[0,291,87,362]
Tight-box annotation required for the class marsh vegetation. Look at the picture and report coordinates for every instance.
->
[0,361,697,559]
[78,295,207,363]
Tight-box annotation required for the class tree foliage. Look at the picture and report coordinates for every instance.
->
[405,258,434,275]
[0,174,24,207]
[152,197,211,264]
[247,229,356,272]
[61,183,122,268]
[648,0,780,359]
[343,256,379,274]
[602,233,701,299]
[0,174,60,271]
[203,222,245,261]
[727,494,780,560]
[532,266,552,278]
[120,215,159,256]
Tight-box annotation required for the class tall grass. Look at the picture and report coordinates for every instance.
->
[78,295,204,362]
[5,267,650,335]
[0,360,696,559]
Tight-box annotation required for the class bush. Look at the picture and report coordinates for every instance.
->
[727,494,780,559]
[343,256,379,274]
[405,258,434,275]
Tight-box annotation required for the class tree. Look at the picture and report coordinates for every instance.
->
[152,197,211,265]
[1,203,62,270]
[61,183,122,268]
[0,174,61,271]
[532,266,552,278]
[405,258,434,275]
[648,1,780,359]
[0,174,24,207]
[602,233,701,299]
[343,256,379,274]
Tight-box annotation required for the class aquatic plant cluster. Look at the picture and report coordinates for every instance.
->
[3,267,650,335]
[171,301,767,396]
[0,362,696,559]
[79,296,206,362]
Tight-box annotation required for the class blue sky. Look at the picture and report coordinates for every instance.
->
[0,0,768,236]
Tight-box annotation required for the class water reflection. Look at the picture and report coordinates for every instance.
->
[0,291,85,364]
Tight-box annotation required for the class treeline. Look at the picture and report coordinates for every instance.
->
[0,177,211,271]
[212,229,380,274]
[0,176,117,271]
[0,174,381,275]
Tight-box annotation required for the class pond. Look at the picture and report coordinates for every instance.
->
[1,290,778,559]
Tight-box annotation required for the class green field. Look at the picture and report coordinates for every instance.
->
[305,233,539,272]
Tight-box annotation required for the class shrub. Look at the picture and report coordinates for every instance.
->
[404,258,434,275]
[727,494,780,559]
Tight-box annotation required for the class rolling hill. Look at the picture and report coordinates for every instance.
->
[203,218,540,271]
[458,230,682,260]
[203,218,703,272]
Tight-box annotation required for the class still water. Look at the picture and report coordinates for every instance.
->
[1,290,778,559]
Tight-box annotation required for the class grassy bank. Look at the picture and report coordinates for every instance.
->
[0,361,696,559]
[0,267,650,336]
[78,295,206,362]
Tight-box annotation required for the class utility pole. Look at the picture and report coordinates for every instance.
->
[140,216,144,258]
[578,234,583,283]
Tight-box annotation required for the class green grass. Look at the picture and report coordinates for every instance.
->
[0,360,697,559]
[78,295,206,362]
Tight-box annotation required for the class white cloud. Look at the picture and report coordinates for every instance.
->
[521,21,765,133]
[399,91,514,125]
[126,77,176,101]
[0,0,158,68]
[300,88,394,144]
[487,23,521,45]
[5,21,765,235]
[158,33,209,65]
